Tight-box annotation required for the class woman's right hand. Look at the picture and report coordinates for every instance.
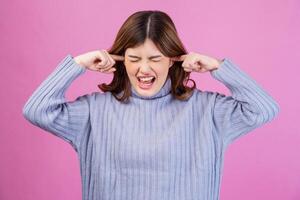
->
[74,50,124,73]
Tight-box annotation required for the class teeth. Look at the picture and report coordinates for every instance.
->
[137,76,155,82]
[140,77,154,81]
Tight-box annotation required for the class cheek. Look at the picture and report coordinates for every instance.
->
[154,63,170,75]
[124,62,137,75]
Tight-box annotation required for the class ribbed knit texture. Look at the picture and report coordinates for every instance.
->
[23,54,280,200]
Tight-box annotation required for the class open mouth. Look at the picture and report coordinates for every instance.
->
[137,76,156,89]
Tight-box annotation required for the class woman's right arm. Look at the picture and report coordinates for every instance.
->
[22,55,92,152]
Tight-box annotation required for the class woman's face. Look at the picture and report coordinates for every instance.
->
[124,38,173,97]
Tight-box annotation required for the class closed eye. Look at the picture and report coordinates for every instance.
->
[130,60,160,62]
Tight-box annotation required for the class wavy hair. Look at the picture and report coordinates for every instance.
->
[98,10,196,103]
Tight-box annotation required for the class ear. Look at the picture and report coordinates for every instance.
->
[169,60,174,68]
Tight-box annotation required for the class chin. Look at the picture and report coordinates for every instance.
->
[135,86,159,96]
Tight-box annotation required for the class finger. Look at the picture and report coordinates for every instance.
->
[199,68,208,73]
[191,63,205,72]
[101,67,116,74]
[170,56,181,62]
[182,65,192,70]
[189,63,196,69]
[98,61,113,72]
[110,54,125,61]
[104,50,119,67]
[107,67,117,73]
[102,50,113,67]
[105,51,118,71]
[98,64,111,72]
[182,63,193,70]
[98,51,109,67]
[194,66,207,73]
[97,62,111,71]
[193,64,202,72]
[183,67,193,72]
[170,54,187,62]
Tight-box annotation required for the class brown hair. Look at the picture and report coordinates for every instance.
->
[98,10,196,103]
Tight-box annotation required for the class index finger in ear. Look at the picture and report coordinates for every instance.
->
[170,54,187,62]
[110,54,125,61]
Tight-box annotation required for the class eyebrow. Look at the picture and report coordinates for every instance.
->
[128,55,162,59]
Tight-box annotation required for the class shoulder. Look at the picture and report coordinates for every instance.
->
[193,88,222,103]
[75,91,112,106]
[90,91,113,102]
[191,88,229,113]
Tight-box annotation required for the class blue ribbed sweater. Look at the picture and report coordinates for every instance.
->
[22,54,279,200]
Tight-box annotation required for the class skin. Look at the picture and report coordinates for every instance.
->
[74,39,223,97]
[124,38,174,97]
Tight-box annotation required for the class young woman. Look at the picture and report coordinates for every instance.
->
[23,10,279,200]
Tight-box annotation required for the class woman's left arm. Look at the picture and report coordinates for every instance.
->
[209,58,280,147]
[171,53,280,147]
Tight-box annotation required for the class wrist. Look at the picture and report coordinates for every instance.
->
[74,56,85,67]
[211,58,223,71]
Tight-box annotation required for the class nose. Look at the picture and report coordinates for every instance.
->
[139,62,153,75]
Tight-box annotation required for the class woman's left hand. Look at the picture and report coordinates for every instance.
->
[170,52,223,73]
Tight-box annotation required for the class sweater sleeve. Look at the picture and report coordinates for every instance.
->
[22,54,91,152]
[208,58,280,148]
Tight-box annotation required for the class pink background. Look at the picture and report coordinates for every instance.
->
[1,0,299,199]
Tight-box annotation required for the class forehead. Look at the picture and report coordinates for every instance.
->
[125,39,162,55]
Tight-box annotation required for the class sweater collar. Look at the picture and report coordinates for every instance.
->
[131,77,172,100]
